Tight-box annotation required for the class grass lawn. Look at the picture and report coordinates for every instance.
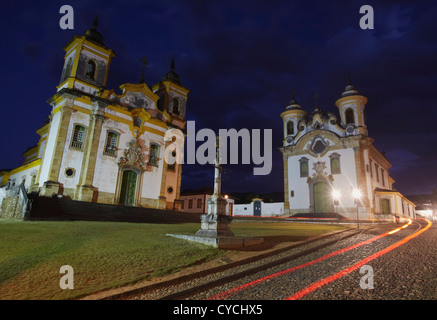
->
[0,219,346,300]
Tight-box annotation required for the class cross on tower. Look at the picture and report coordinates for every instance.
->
[139,56,149,84]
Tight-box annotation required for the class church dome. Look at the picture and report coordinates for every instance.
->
[85,17,104,46]
[341,74,360,97]
[286,91,303,110]
[162,60,181,85]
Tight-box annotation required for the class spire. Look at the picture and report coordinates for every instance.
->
[162,59,182,85]
[312,93,322,114]
[341,72,360,97]
[286,90,302,110]
[84,16,104,45]
[347,72,352,86]
[92,16,98,29]
[289,90,298,105]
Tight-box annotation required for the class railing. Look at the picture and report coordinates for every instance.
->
[71,140,83,149]
[103,146,117,156]
[18,183,30,219]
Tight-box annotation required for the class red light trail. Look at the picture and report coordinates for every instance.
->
[285,219,431,300]
[206,219,429,300]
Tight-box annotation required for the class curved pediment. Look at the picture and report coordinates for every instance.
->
[105,83,159,111]
[295,129,342,157]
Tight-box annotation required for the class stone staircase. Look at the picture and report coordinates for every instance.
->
[289,212,345,219]
[28,196,202,224]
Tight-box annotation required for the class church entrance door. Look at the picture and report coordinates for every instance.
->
[381,199,391,214]
[313,182,331,213]
[120,170,137,206]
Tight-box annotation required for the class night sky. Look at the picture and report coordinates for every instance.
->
[1,0,436,196]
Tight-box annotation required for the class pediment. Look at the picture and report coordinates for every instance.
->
[106,83,160,112]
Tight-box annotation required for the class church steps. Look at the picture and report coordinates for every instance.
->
[28,197,202,224]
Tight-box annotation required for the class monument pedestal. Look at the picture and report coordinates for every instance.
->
[166,138,263,249]
[168,197,263,249]
[195,213,234,237]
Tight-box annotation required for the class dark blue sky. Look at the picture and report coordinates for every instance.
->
[1,0,436,196]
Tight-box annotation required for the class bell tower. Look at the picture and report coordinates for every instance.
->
[152,60,189,121]
[57,17,116,95]
[280,92,307,146]
[335,75,368,136]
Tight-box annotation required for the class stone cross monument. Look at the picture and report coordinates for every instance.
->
[195,136,234,237]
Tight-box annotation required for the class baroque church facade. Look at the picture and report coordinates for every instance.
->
[280,80,416,220]
[0,19,188,210]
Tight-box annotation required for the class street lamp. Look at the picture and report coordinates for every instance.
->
[332,189,340,223]
[353,188,361,230]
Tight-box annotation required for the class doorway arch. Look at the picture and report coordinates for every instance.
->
[312,181,332,213]
[119,170,138,206]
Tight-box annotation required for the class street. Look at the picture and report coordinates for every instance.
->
[131,219,436,300]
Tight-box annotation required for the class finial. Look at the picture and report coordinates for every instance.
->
[170,59,175,71]
[347,72,352,85]
[92,16,98,29]
[342,73,359,97]
[139,56,149,84]
[289,90,298,105]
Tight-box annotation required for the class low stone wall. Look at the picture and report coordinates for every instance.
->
[0,196,23,219]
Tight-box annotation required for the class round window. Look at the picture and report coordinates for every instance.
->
[167,186,174,194]
[65,168,75,177]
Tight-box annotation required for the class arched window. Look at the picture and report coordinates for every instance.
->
[329,153,341,174]
[299,157,309,178]
[287,120,294,136]
[345,108,355,125]
[104,131,119,156]
[173,98,181,115]
[148,143,160,166]
[61,57,73,83]
[85,60,97,79]
[71,125,86,149]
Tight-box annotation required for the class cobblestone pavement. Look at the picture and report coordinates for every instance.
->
[130,219,436,301]
[303,219,437,300]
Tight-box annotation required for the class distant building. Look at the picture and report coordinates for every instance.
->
[180,187,235,215]
[0,19,188,211]
[280,79,415,220]
[234,198,284,217]
[406,191,437,220]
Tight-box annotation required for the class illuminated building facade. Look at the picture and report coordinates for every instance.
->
[280,80,416,220]
[0,19,189,211]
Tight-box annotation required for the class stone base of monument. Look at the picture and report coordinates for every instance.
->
[166,233,264,249]
[167,213,264,249]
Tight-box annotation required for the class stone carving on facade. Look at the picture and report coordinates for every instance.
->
[118,138,148,172]
[312,161,327,178]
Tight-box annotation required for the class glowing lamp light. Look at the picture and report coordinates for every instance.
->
[224,195,229,199]
[332,190,341,200]
[352,188,361,199]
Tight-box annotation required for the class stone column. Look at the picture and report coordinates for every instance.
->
[283,154,290,215]
[173,162,183,211]
[75,101,105,202]
[196,137,234,237]
[40,101,73,197]
[157,139,169,210]
[353,141,371,218]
